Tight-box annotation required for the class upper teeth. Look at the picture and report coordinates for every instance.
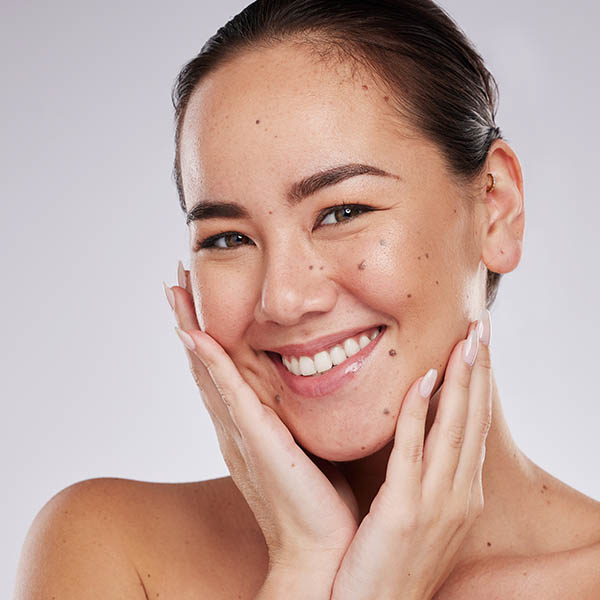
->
[281,327,381,377]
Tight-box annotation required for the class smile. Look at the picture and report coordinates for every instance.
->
[266,326,386,398]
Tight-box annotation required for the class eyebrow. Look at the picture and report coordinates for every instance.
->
[185,162,400,225]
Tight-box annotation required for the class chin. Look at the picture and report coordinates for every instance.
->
[292,421,396,462]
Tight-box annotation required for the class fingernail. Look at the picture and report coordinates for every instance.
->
[163,281,175,310]
[175,327,195,351]
[177,260,186,289]
[478,308,492,346]
[419,368,438,398]
[463,326,479,366]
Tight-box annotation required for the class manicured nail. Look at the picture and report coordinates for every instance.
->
[175,327,195,351]
[163,281,175,310]
[419,368,438,398]
[478,308,492,346]
[177,260,186,289]
[463,325,479,366]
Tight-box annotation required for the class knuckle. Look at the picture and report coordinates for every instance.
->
[479,413,492,438]
[402,439,424,463]
[444,423,466,449]
[475,344,492,371]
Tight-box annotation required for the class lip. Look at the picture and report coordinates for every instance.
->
[266,326,386,397]
[267,324,385,358]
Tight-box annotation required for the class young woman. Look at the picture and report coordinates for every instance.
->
[15,1,600,598]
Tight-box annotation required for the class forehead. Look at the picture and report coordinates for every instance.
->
[179,43,429,209]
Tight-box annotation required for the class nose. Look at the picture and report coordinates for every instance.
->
[254,242,338,326]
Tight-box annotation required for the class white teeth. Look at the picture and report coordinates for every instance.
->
[299,356,317,376]
[280,327,382,377]
[290,356,301,375]
[343,337,361,357]
[330,344,346,365]
[314,350,333,373]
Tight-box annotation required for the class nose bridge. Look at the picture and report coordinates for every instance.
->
[255,234,337,325]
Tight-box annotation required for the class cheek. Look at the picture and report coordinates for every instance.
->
[190,260,258,347]
[326,224,442,318]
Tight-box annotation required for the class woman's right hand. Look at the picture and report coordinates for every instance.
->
[163,269,358,592]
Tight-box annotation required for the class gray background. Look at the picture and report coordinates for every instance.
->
[2,0,599,595]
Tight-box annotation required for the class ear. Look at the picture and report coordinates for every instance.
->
[479,139,525,274]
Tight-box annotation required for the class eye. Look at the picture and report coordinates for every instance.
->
[318,204,373,227]
[195,231,255,251]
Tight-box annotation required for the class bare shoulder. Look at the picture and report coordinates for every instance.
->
[15,476,268,599]
[438,477,600,600]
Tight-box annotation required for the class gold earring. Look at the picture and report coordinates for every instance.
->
[486,173,496,193]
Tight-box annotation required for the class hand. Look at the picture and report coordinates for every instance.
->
[330,314,492,600]
[163,266,358,586]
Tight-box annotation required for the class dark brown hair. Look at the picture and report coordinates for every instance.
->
[171,0,504,309]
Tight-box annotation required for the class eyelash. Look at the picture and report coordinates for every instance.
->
[195,203,374,251]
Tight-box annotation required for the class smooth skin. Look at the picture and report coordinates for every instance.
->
[15,41,600,599]
[170,278,490,599]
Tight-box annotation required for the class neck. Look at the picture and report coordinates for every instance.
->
[334,369,537,562]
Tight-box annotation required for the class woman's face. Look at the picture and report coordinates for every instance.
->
[179,43,488,461]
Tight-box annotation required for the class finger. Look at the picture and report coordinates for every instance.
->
[453,311,492,492]
[385,367,437,504]
[164,277,234,430]
[177,260,187,290]
[179,326,265,429]
[421,320,480,496]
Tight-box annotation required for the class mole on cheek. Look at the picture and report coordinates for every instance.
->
[309,265,314,270]
[388,349,397,356]
[358,260,367,270]
[379,239,387,246]
[407,293,412,298]
[274,395,281,404]
[255,119,260,124]
[320,266,324,270]
[383,407,390,415]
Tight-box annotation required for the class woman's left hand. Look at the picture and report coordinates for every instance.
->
[331,313,492,600]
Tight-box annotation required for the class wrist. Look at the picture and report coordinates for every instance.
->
[255,562,336,600]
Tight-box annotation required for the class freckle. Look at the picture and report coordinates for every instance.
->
[275,394,281,403]
[379,239,387,246]
[255,119,260,124]
[383,95,389,102]
[542,484,548,490]
[147,573,151,578]
[435,280,439,285]
[361,446,366,450]
[522,572,527,576]
[309,265,314,270]
[453,208,457,214]
[362,84,368,90]
[358,260,367,270]
[389,349,397,356]
[487,541,492,547]
[320,266,324,270]
[291,463,295,467]
[546,500,551,505]
[407,293,412,298]
[417,256,421,260]
[425,253,429,258]
[383,408,390,415]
